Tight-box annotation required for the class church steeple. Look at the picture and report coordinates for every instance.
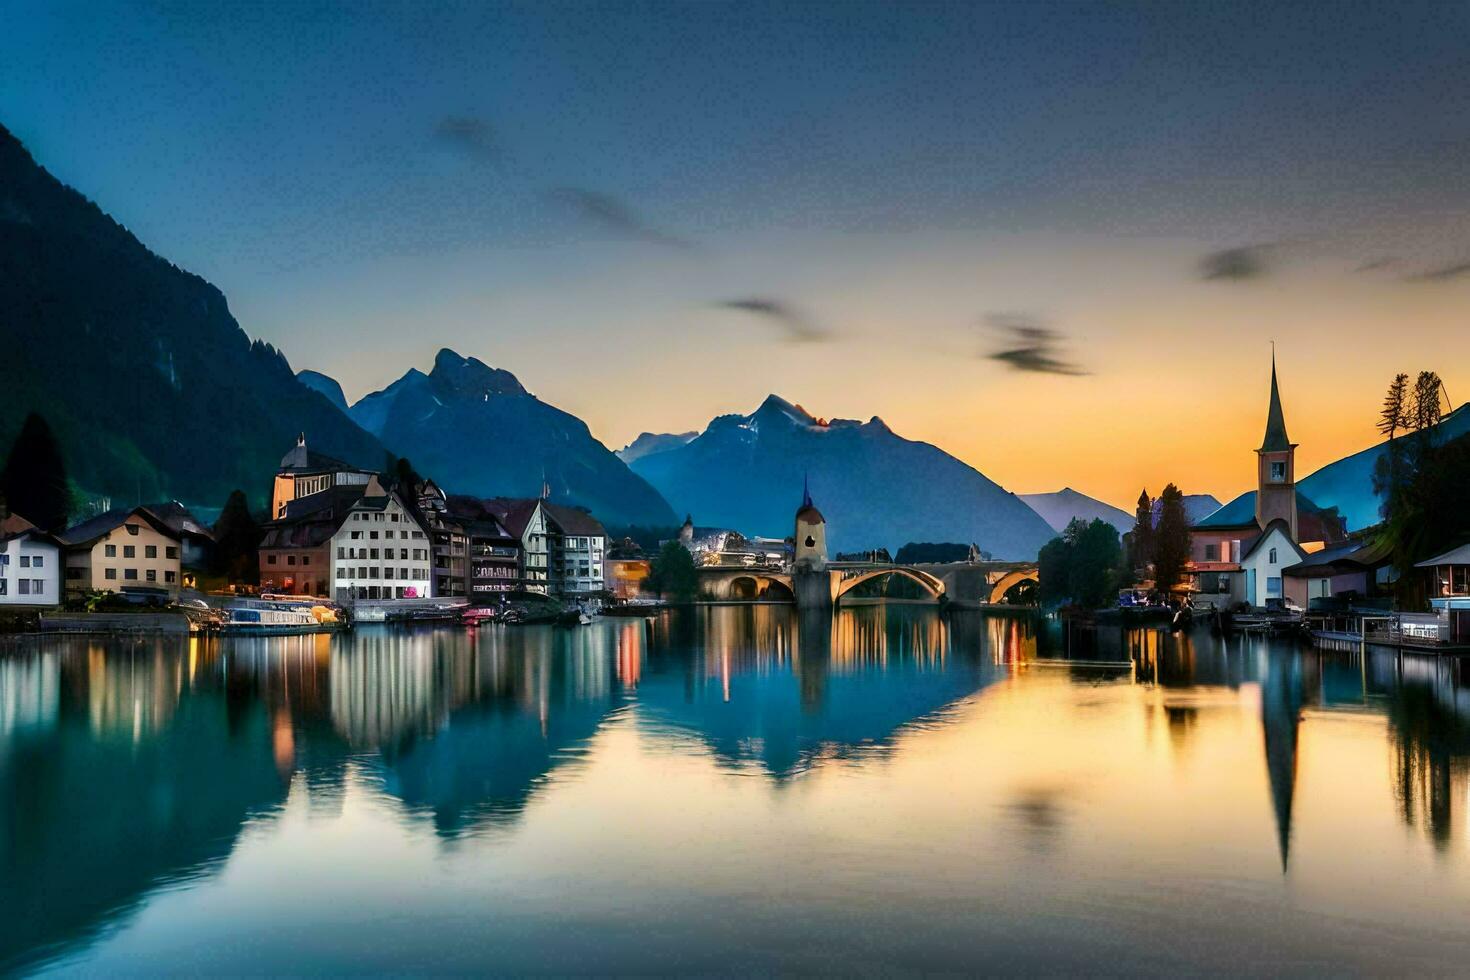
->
[1259,352,1293,453]
[1255,351,1299,539]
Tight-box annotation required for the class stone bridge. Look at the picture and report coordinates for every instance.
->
[696,560,1037,607]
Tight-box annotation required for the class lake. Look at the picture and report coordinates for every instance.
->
[3,608,1470,975]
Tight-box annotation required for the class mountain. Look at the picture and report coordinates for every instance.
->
[331,349,675,528]
[1020,488,1132,534]
[1152,493,1224,526]
[628,395,1055,558]
[617,431,698,465]
[0,122,387,511]
[297,370,349,413]
[1297,403,1470,531]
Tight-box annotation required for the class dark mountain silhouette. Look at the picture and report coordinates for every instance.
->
[628,395,1055,558]
[322,349,675,528]
[0,123,386,511]
[297,370,350,413]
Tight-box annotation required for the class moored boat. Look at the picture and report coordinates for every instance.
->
[220,596,346,634]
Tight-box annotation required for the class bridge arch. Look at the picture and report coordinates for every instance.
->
[988,569,1039,605]
[833,566,946,604]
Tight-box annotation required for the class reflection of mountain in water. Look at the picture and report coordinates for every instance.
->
[0,639,287,973]
[636,607,998,779]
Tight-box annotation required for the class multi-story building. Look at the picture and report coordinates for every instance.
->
[271,433,377,520]
[485,499,550,595]
[0,512,61,607]
[259,484,371,597]
[328,490,433,602]
[59,508,183,600]
[542,502,607,600]
[415,483,521,603]
[142,501,214,587]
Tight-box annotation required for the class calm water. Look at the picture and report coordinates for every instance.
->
[4,608,1470,976]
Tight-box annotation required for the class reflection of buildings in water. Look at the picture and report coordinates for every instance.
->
[1259,650,1304,872]
[329,630,454,750]
[0,637,286,973]
[615,620,644,688]
[636,607,994,779]
[0,651,59,748]
[1377,654,1470,851]
[986,615,1036,667]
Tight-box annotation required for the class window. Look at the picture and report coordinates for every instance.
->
[1218,574,1231,593]
[1270,461,1286,482]
[1267,576,1282,597]
[1268,547,1278,563]
[105,544,117,557]
[105,568,117,580]
[18,579,29,595]
[123,545,136,558]
[166,547,178,559]
[370,548,379,560]
[164,571,176,583]
[287,555,297,566]
[0,580,6,595]
[267,554,278,565]
[338,547,346,559]
[33,579,44,595]
[145,545,157,559]
[124,568,138,580]
[146,569,157,582]
[370,531,379,540]
[385,530,394,540]
[32,555,42,568]
[302,556,311,566]
[400,549,408,560]
[126,524,139,536]
[1204,544,1220,562]
[351,531,362,540]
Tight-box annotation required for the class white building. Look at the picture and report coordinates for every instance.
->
[1238,519,1306,608]
[329,491,434,602]
[543,503,606,600]
[0,513,61,607]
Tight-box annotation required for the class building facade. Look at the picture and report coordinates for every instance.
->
[271,433,377,520]
[0,513,61,607]
[59,508,183,600]
[329,491,433,602]
[542,503,607,600]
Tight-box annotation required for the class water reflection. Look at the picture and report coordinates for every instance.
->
[4,611,1470,973]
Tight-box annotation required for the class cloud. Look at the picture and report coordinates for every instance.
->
[714,297,830,342]
[983,312,1087,376]
[1353,256,1399,273]
[546,186,695,251]
[1199,244,1272,281]
[432,115,501,163]
[1404,260,1470,283]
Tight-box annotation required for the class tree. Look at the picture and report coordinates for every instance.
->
[1411,371,1444,435]
[1126,488,1153,579]
[1,412,70,531]
[1152,484,1190,594]
[1036,518,1122,609]
[645,540,699,603]
[212,489,261,584]
[1378,373,1410,440]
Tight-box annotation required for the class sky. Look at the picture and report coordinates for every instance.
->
[4,0,1470,508]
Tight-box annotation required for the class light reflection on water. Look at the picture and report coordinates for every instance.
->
[3,607,1470,975]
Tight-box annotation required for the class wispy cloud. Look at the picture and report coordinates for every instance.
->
[1199,243,1273,281]
[1353,256,1399,274]
[432,115,501,163]
[1404,260,1470,283]
[983,312,1087,376]
[715,297,829,342]
[546,186,695,251]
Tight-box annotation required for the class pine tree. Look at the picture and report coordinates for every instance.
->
[1412,371,1444,433]
[1152,483,1191,594]
[1378,373,1409,439]
[1,412,71,532]
[1127,488,1153,577]
[211,489,261,584]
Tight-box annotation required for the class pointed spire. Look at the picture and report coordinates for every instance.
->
[801,473,813,510]
[1260,348,1292,452]
[297,431,306,447]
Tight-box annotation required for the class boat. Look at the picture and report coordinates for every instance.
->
[220,596,346,634]
[461,606,498,626]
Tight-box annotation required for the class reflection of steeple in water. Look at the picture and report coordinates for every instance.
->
[1260,650,1304,873]
[637,607,996,780]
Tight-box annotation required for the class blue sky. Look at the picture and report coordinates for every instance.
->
[4,0,1470,503]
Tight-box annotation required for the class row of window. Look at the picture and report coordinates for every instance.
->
[338,547,427,561]
[351,511,419,524]
[0,553,45,568]
[266,553,312,566]
[100,568,176,583]
[335,567,429,581]
[103,544,178,560]
[346,529,425,541]
[0,578,46,596]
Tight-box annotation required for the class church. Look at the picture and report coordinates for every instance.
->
[1188,357,1348,609]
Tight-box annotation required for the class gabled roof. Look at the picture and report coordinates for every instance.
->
[58,507,180,547]
[1417,542,1470,567]
[1194,489,1346,542]
[141,501,214,542]
[1,512,61,547]
[1241,519,1306,563]
[483,498,543,538]
[542,501,606,537]
[1282,537,1391,576]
